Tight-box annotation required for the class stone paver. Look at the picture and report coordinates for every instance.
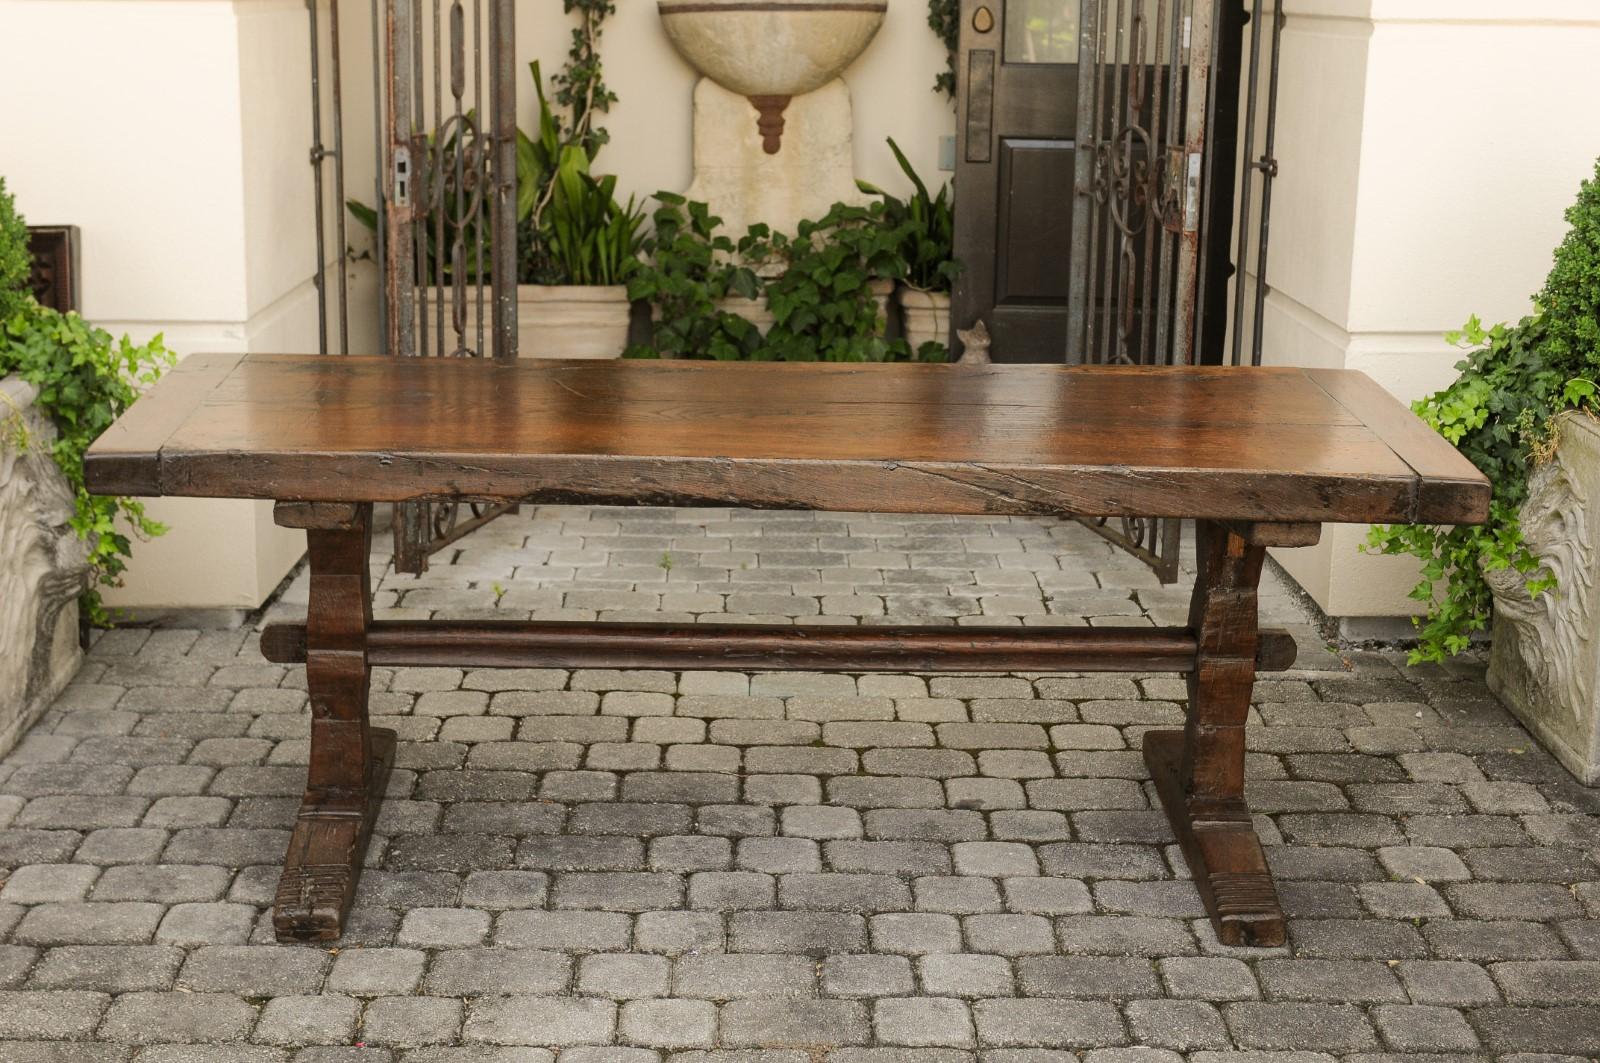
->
[2,506,1597,1057]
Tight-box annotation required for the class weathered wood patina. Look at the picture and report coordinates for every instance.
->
[86,354,1490,947]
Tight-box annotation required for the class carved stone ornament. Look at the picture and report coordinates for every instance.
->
[1488,411,1600,784]
[0,376,90,759]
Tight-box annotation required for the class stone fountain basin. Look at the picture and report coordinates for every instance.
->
[658,0,888,99]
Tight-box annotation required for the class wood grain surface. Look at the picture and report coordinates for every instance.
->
[84,355,1490,526]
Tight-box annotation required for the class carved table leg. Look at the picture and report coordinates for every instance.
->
[1145,520,1286,947]
[272,502,393,943]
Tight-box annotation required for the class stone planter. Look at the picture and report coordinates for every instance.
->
[1487,411,1600,784]
[898,287,952,352]
[0,376,89,759]
[421,285,631,359]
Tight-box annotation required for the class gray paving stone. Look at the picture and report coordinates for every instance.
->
[362,995,463,1046]
[7,511,1600,1057]
[823,954,916,997]
[253,994,361,1046]
[467,998,617,1043]
[0,988,109,1039]
[719,999,869,1047]
[971,999,1125,1048]
[178,945,329,995]
[1223,1002,1378,1052]
[326,948,427,995]
[874,997,976,1047]
[98,991,257,1044]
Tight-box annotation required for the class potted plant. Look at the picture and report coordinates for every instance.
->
[859,137,959,359]
[1366,157,1600,782]
[0,177,173,757]
[348,0,645,358]
[628,196,939,363]
[513,60,646,359]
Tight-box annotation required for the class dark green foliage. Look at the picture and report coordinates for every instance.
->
[928,0,959,98]
[2,303,174,624]
[624,195,763,361]
[859,137,960,293]
[554,0,618,161]
[751,202,921,363]
[0,177,31,324]
[629,196,947,364]
[1366,158,1600,662]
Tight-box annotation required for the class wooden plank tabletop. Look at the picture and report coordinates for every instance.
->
[84,354,1490,525]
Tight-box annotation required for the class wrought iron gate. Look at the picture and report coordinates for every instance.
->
[1064,0,1279,582]
[307,0,520,573]
[382,0,520,573]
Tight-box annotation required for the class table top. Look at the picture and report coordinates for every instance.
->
[84,353,1490,525]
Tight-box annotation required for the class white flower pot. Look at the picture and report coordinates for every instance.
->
[898,286,951,351]
[419,285,632,359]
[1487,412,1600,784]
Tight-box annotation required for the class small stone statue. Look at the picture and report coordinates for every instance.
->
[957,320,992,364]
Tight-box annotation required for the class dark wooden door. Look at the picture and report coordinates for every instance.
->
[952,0,1217,582]
[952,0,1082,363]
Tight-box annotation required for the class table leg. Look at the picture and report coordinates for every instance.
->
[272,502,393,943]
[1144,520,1286,947]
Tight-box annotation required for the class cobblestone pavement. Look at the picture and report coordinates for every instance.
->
[2,506,1599,1062]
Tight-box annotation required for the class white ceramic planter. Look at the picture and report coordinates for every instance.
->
[419,285,632,359]
[0,376,88,759]
[1487,411,1600,784]
[899,287,952,352]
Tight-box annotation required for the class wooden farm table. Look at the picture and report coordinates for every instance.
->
[85,353,1489,947]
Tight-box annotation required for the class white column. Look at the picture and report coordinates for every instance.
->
[0,0,382,619]
[1253,0,1600,632]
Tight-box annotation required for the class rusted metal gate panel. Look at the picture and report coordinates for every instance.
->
[383,0,519,573]
[1059,0,1279,583]
[1065,0,1215,582]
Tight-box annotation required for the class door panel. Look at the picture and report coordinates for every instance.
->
[954,0,1216,584]
[953,0,1078,364]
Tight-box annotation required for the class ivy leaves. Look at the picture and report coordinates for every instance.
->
[1,303,174,624]
[627,196,945,364]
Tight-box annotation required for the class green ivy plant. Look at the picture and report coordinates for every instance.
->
[553,0,618,162]
[1365,158,1600,663]
[1,305,174,625]
[748,201,924,363]
[624,194,762,361]
[928,0,959,98]
[628,196,946,363]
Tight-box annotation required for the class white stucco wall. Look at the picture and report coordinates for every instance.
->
[1249,0,1600,625]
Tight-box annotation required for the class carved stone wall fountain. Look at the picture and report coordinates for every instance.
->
[658,0,889,238]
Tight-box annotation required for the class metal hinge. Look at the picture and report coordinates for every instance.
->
[1184,151,1202,233]
[393,146,412,208]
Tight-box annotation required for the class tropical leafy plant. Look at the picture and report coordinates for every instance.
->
[858,137,959,293]
[1365,158,1600,662]
[539,147,647,287]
